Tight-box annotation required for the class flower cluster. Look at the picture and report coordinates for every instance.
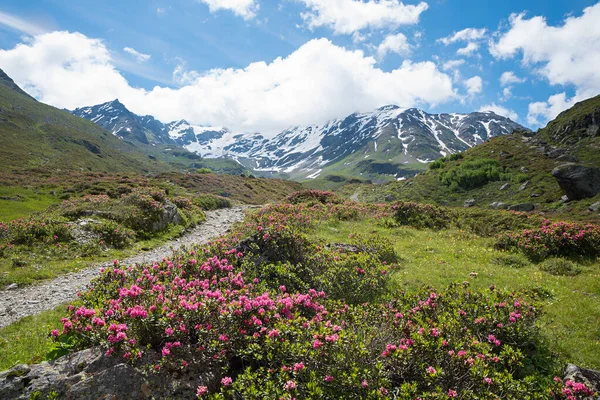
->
[496,220,600,261]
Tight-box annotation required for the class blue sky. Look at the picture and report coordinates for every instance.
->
[0,0,599,134]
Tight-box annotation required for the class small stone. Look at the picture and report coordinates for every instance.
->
[561,195,570,203]
[464,199,476,208]
[519,181,530,191]
[490,202,507,209]
[499,183,510,191]
[520,167,529,173]
[589,201,600,212]
[530,193,540,198]
[4,283,18,290]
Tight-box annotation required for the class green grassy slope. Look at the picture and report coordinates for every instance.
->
[0,69,173,173]
[339,95,600,218]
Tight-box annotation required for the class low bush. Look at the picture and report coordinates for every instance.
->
[539,258,581,276]
[495,221,600,261]
[286,190,343,205]
[390,202,450,229]
[452,209,543,237]
[491,253,530,269]
[440,158,510,191]
[193,194,232,211]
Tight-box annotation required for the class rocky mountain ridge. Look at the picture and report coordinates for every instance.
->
[72,100,527,180]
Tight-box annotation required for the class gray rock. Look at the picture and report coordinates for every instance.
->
[519,181,530,191]
[499,183,510,191]
[556,154,578,163]
[552,164,600,200]
[4,283,17,290]
[490,202,507,209]
[464,199,476,208]
[561,195,570,203]
[520,167,530,173]
[530,193,540,198]
[508,203,535,212]
[563,364,600,394]
[151,201,183,231]
[589,202,600,212]
[0,347,216,400]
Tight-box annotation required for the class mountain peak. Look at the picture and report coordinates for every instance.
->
[377,105,401,112]
[0,68,35,99]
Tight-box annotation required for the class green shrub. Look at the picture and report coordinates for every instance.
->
[390,202,450,229]
[452,209,542,237]
[491,253,530,268]
[197,168,213,174]
[539,258,581,276]
[89,220,135,249]
[192,194,232,210]
[440,158,510,191]
[286,190,343,205]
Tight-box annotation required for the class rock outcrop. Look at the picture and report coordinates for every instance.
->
[552,164,600,200]
[0,348,215,399]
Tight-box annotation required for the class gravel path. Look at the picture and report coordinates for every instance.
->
[0,207,247,328]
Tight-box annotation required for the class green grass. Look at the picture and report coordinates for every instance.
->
[0,306,64,370]
[0,223,190,288]
[308,218,600,370]
[0,187,61,221]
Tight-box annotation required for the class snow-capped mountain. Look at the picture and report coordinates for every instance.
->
[72,100,528,180]
[72,100,174,145]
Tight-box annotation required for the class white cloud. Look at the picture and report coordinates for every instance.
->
[441,59,465,70]
[123,47,151,63]
[0,11,48,36]
[478,103,518,121]
[197,0,259,20]
[527,93,575,126]
[464,76,482,96]
[456,42,479,56]
[296,0,429,35]
[0,31,456,135]
[438,27,486,45]
[501,87,512,101]
[377,33,411,58]
[499,71,526,86]
[490,4,600,124]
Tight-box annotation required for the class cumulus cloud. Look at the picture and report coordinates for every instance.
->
[438,27,486,45]
[478,103,518,121]
[527,93,575,126]
[296,0,429,35]
[499,71,526,86]
[0,31,456,135]
[197,0,259,20]
[456,42,479,56]
[464,76,482,96]
[490,4,600,124]
[123,47,151,63]
[377,32,411,58]
[441,59,465,71]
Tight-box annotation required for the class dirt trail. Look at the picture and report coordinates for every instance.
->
[0,207,247,328]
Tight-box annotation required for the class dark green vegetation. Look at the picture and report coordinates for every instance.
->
[0,171,300,287]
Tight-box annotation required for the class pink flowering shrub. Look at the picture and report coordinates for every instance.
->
[496,220,600,261]
[50,202,597,399]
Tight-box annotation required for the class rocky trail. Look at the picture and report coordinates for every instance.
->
[0,207,247,328]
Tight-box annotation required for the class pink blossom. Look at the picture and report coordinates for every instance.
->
[196,386,208,397]
[221,376,233,387]
[285,380,297,391]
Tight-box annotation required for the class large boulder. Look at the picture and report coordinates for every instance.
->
[0,347,215,399]
[508,203,535,212]
[552,164,600,200]
[563,364,600,395]
[151,201,183,231]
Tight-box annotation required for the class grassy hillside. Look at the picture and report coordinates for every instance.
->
[339,95,600,221]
